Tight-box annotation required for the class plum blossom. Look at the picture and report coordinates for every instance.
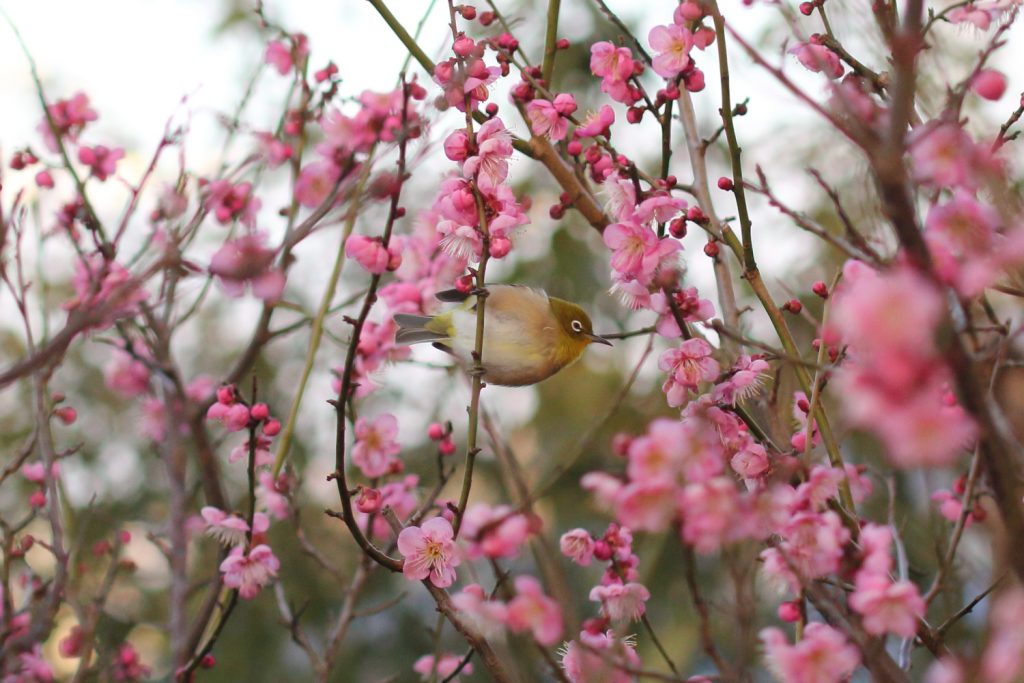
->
[345,234,397,275]
[650,287,715,338]
[201,507,251,546]
[398,516,460,587]
[561,630,640,683]
[413,654,473,681]
[351,413,401,478]
[9,645,54,682]
[505,576,563,646]
[39,91,97,151]
[220,544,280,599]
[204,179,260,226]
[560,528,595,566]
[78,145,124,181]
[790,42,844,79]
[659,338,720,406]
[590,42,639,104]
[849,574,925,637]
[526,94,577,142]
[761,623,860,683]
[111,643,150,682]
[649,24,694,78]
[451,584,508,639]
[589,582,650,622]
[209,234,286,302]
[295,160,341,208]
[65,255,148,329]
[460,503,534,559]
[462,117,513,191]
[575,105,615,139]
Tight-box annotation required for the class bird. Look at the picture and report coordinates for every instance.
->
[393,285,612,387]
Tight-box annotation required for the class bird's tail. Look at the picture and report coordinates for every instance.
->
[394,314,449,345]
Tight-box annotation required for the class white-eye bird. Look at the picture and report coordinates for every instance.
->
[393,285,612,386]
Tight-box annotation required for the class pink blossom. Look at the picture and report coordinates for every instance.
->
[65,255,148,329]
[257,471,290,519]
[295,161,341,208]
[730,442,769,479]
[345,234,391,275]
[560,528,595,566]
[575,105,615,138]
[981,587,1024,683]
[228,434,273,467]
[204,179,260,226]
[209,233,286,302]
[111,643,150,682]
[931,489,965,522]
[104,349,151,397]
[220,544,279,599]
[590,42,635,81]
[633,194,687,225]
[526,95,575,142]
[603,222,680,284]
[436,220,483,261]
[649,24,694,78]
[589,582,650,622]
[659,339,720,406]
[761,623,860,683]
[679,477,743,553]
[360,476,420,538]
[616,480,679,532]
[909,122,1001,189]
[77,145,124,181]
[398,516,460,587]
[772,510,851,588]
[463,117,513,191]
[21,462,48,484]
[627,417,724,485]
[461,503,533,559]
[39,91,97,151]
[790,42,844,78]
[255,132,293,167]
[265,35,310,75]
[432,54,500,111]
[849,575,925,637]
[650,287,715,338]
[201,506,250,546]
[451,583,508,639]
[561,630,640,683]
[352,413,401,478]
[10,645,54,682]
[973,69,1007,100]
[413,654,473,681]
[505,575,563,646]
[712,355,770,404]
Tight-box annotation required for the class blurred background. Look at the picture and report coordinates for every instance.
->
[1,0,1022,680]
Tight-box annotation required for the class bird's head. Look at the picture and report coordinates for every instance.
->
[549,297,612,362]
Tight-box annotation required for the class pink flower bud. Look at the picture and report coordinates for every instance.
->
[972,69,1007,101]
[453,36,475,57]
[684,69,706,92]
[593,540,613,561]
[55,406,77,425]
[704,241,720,257]
[225,403,251,432]
[693,27,716,49]
[812,280,829,298]
[444,130,471,162]
[778,601,801,622]
[29,490,47,508]
[206,402,229,421]
[455,274,475,293]
[201,655,216,669]
[263,419,282,436]
[427,422,445,440]
[626,107,644,124]
[556,38,570,49]
[119,530,132,544]
[439,437,457,456]
[669,217,687,238]
[566,139,583,155]
[611,433,633,457]
[387,247,403,272]
[217,385,236,405]
[35,170,54,189]
[676,1,704,20]
[356,487,383,513]
[489,236,512,258]
[785,299,802,314]
[250,403,270,421]
[717,177,734,191]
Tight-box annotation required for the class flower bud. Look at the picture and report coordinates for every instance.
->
[55,407,77,425]
[356,487,383,513]
[263,419,282,436]
[812,280,829,298]
[250,403,270,421]
[704,241,720,257]
[439,437,457,456]
[427,422,445,440]
[778,601,801,622]
[717,177,734,191]
[972,70,1007,101]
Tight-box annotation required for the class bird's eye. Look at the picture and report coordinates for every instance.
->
[571,320,583,333]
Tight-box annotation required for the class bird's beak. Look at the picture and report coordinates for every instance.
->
[586,333,613,346]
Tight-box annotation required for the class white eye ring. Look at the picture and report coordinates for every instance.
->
[571,320,583,332]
